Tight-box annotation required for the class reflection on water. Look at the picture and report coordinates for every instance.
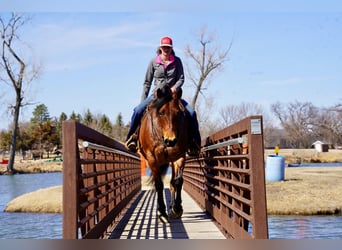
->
[0,172,63,239]
[1,172,342,239]
[0,212,62,239]
[268,215,342,239]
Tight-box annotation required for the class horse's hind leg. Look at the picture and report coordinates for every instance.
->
[155,176,169,223]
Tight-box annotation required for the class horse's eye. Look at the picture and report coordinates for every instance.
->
[158,111,164,116]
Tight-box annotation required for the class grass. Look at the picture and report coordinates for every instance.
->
[6,167,342,215]
[0,160,62,175]
[3,150,342,215]
[265,149,342,215]
[265,149,342,164]
[266,167,342,215]
[5,186,62,213]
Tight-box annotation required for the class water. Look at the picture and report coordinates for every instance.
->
[298,162,342,167]
[0,172,62,239]
[1,169,342,239]
[268,215,342,239]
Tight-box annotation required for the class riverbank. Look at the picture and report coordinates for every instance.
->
[1,148,340,174]
[2,150,342,215]
[0,160,62,175]
[265,148,342,164]
[266,166,342,215]
[4,166,342,215]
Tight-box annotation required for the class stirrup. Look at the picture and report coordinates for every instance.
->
[188,148,200,157]
[125,135,138,153]
[188,143,200,157]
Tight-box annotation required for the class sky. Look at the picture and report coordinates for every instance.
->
[1,1,342,130]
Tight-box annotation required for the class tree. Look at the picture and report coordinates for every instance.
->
[16,122,33,152]
[69,111,82,122]
[56,112,67,147]
[194,95,221,138]
[0,130,11,151]
[30,104,50,125]
[112,112,127,141]
[83,109,93,127]
[219,102,275,147]
[28,104,59,159]
[271,101,318,148]
[0,13,42,173]
[30,120,59,158]
[219,102,266,127]
[184,26,232,109]
[317,104,342,147]
[99,114,112,136]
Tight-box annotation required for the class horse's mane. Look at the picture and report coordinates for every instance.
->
[150,86,173,110]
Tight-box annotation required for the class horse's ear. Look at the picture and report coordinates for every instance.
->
[156,86,172,99]
[172,88,182,99]
[156,88,162,99]
[176,88,182,99]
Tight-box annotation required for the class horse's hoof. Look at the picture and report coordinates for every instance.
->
[169,207,183,219]
[158,211,169,223]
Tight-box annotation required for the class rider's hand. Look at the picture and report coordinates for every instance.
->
[170,86,177,94]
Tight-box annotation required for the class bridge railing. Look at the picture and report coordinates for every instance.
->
[183,115,268,239]
[62,121,141,239]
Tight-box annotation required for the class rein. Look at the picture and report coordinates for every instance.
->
[146,105,165,147]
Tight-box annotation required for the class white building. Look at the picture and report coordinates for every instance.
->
[311,140,329,153]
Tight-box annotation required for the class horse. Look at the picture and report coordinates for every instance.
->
[138,86,190,223]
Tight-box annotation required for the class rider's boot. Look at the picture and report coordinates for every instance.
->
[125,134,138,153]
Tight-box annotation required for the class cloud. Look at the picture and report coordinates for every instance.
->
[28,15,160,72]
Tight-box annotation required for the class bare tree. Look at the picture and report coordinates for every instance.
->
[219,102,266,127]
[184,26,232,109]
[0,13,41,173]
[271,101,318,148]
[219,102,275,146]
[318,104,342,147]
[195,95,222,138]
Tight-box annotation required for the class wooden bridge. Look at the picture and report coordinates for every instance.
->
[62,115,268,239]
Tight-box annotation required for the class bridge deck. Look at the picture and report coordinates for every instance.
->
[107,178,225,239]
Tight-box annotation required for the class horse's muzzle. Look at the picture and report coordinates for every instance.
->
[164,137,177,147]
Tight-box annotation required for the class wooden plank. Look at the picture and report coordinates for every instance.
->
[107,187,225,239]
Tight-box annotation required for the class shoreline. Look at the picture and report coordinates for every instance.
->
[4,166,342,216]
[0,160,62,175]
[2,150,342,215]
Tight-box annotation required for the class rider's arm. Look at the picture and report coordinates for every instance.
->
[141,59,155,102]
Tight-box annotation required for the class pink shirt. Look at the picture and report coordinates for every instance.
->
[155,54,175,68]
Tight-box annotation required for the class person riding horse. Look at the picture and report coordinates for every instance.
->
[138,84,190,222]
[125,36,201,157]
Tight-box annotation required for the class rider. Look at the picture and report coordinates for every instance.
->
[125,36,201,156]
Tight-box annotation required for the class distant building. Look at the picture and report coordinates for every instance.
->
[265,128,292,149]
[311,140,329,153]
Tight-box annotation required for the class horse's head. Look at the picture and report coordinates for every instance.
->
[149,86,186,148]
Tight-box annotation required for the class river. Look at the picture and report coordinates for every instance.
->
[0,172,62,239]
[1,171,342,239]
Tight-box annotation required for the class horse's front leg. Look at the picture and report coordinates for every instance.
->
[155,175,169,223]
[169,160,184,219]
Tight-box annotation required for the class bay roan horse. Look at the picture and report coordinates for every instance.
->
[138,86,190,223]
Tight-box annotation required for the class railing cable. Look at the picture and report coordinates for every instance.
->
[82,141,140,160]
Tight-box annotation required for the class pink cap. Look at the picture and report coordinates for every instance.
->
[160,36,173,47]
